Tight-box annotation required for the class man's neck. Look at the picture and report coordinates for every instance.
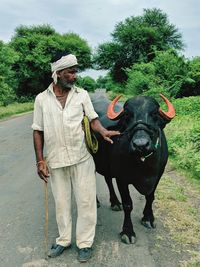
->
[53,83,71,97]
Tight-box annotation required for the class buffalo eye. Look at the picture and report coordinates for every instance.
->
[151,111,159,121]
[124,111,133,122]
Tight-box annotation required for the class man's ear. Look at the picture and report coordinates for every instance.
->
[56,70,61,78]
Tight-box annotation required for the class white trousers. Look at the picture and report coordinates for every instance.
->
[49,156,97,249]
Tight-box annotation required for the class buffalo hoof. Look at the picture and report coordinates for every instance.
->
[120,232,136,244]
[111,203,123,211]
[141,219,156,229]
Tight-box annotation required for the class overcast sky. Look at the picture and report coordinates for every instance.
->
[0,0,199,78]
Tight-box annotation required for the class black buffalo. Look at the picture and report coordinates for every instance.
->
[91,94,175,244]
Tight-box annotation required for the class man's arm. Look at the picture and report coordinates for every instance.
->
[33,130,44,162]
[33,130,49,182]
[90,118,120,144]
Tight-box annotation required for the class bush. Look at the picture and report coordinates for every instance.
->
[77,76,96,92]
[0,77,17,106]
[124,50,200,99]
[0,41,18,104]
[125,62,159,96]
[165,96,200,180]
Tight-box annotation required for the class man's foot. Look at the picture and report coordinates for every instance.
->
[77,247,92,262]
[48,244,71,258]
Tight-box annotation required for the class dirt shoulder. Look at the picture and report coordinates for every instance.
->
[148,163,200,267]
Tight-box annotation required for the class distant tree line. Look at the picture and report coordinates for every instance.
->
[0,8,199,106]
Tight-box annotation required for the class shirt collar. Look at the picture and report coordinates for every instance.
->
[47,83,81,94]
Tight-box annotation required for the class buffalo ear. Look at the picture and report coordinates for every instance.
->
[158,114,170,129]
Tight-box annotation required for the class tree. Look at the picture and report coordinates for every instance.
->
[77,76,96,92]
[96,75,108,89]
[95,74,124,93]
[10,24,92,96]
[125,49,199,98]
[181,57,200,97]
[94,8,184,83]
[0,41,19,105]
[125,62,160,96]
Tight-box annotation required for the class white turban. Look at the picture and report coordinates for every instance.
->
[50,54,78,84]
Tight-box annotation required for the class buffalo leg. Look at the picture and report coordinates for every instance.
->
[141,190,156,229]
[116,179,136,244]
[96,196,101,208]
[104,176,122,211]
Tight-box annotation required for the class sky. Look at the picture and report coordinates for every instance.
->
[0,0,199,79]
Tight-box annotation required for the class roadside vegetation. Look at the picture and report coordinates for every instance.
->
[165,96,200,181]
[0,102,33,120]
[155,171,200,267]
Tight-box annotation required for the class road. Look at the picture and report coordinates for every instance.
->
[0,113,181,267]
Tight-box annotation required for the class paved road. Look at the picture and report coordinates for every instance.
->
[0,113,165,267]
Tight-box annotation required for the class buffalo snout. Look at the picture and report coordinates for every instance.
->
[131,137,151,154]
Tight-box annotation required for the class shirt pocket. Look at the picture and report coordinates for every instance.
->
[68,104,83,121]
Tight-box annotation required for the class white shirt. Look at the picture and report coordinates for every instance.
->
[32,83,98,168]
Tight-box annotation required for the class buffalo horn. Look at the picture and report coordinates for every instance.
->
[107,95,124,120]
[159,94,176,120]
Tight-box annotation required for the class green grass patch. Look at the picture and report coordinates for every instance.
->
[0,102,34,120]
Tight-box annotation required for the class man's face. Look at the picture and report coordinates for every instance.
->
[57,66,78,90]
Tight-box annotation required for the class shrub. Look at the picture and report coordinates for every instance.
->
[165,96,200,180]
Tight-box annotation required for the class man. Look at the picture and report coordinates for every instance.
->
[32,53,119,263]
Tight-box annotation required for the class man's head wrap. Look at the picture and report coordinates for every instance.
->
[50,54,78,84]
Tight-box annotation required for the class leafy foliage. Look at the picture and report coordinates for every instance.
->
[125,62,161,96]
[165,96,200,180]
[125,50,199,98]
[96,73,125,93]
[10,24,92,96]
[0,41,19,105]
[94,8,184,82]
[181,57,200,97]
[76,76,96,92]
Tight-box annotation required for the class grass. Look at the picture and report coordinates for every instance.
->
[0,102,34,120]
[180,252,200,267]
[155,172,200,266]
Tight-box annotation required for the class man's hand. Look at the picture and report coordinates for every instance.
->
[90,118,120,144]
[37,160,49,183]
[101,129,120,144]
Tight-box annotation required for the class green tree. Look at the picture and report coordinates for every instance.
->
[10,24,92,96]
[77,76,96,92]
[94,8,184,83]
[96,74,124,93]
[180,57,200,97]
[125,62,160,96]
[0,41,19,105]
[96,75,108,89]
[125,49,191,98]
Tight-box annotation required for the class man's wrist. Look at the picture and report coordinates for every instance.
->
[100,128,107,136]
[36,160,45,166]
